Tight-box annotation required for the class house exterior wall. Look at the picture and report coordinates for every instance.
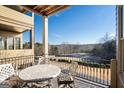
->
[0,5,34,59]
[0,5,33,31]
[0,49,34,58]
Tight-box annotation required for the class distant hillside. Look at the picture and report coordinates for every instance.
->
[49,44,101,55]
[34,42,102,55]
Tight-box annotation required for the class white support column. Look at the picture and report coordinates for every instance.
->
[30,13,34,51]
[42,16,48,63]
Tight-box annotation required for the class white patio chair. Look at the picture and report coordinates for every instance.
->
[37,56,45,65]
[0,64,15,83]
[57,62,78,88]
[0,64,24,88]
[35,56,50,65]
[34,56,44,65]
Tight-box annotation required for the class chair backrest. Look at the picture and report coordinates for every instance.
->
[34,56,43,65]
[0,64,15,83]
[69,62,78,76]
[38,57,45,64]
[35,56,50,65]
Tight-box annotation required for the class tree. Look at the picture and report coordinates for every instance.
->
[23,42,31,49]
[102,39,116,59]
[73,45,79,53]
[91,33,116,60]
[99,33,111,43]
[49,45,58,55]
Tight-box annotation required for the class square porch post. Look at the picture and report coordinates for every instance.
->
[110,5,123,88]
[42,16,48,63]
[117,5,123,73]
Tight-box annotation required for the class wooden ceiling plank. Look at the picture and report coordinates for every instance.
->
[33,5,45,10]
[45,5,62,14]
[39,5,52,13]
[40,5,55,13]
[47,5,70,16]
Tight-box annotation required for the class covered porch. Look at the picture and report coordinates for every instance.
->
[0,5,124,88]
[20,5,124,88]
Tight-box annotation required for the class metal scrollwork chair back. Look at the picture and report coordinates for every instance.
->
[57,62,78,88]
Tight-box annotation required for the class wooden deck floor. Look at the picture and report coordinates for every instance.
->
[0,77,108,88]
[51,77,108,88]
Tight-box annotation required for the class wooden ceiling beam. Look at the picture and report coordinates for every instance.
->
[20,5,70,16]
[20,5,44,16]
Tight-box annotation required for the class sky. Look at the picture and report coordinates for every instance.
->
[24,5,116,45]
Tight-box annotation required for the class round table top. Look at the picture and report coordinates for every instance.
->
[19,64,61,82]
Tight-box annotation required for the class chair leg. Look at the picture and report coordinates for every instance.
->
[48,79,52,88]
[73,83,75,88]
[20,82,28,88]
[21,83,26,88]
[68,84,73,88]
[63,84,67,88]
[58,83,75,88]
[58,84,67,88]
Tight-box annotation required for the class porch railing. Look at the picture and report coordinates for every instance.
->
[0,55,34,70]
[49,56,111,86]
[0,55,111,87]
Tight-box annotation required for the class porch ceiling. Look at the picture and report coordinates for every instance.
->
[20,5,70,16]
[4,5,28,14]
[0,23,30,33]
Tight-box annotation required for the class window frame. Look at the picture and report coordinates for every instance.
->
[15,37,21,49]
[0,36,6,50]
[23,30,31,49]
[7,37,14,50]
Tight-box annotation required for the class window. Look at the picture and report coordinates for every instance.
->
[0,36,6,50]
[15,37,21,49]
[23,31,31,49]
[7,37,14,50]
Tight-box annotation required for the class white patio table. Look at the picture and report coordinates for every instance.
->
[19,64,61,87]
